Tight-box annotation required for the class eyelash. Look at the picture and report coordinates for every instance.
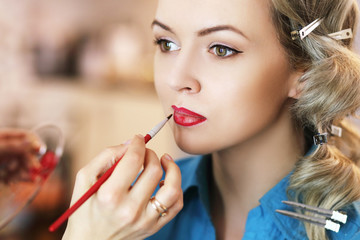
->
[153,38,165,46]
[209,44,242,58]
[154,38,242,58]
[153,38,180,52]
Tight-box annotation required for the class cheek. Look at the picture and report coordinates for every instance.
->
[154,79,169,115]
[208,59,290,115]
[201,60,291,148]
[154,55,170,104]
[225,75,287,128]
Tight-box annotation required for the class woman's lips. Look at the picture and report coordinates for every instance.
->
[171,105,207,127]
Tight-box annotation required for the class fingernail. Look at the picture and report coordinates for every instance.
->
[159,180,165,188]
[163,153,173,161]
[123,139,131,145]
[38,144,47,155]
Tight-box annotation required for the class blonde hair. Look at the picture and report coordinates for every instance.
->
[270,0,360,239]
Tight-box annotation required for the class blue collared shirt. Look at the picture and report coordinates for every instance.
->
[147,155,360,240]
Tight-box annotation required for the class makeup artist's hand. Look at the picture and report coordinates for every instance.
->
[62,135,183,240]
[0,128,42,184]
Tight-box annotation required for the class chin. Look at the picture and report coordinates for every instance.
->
[177,143,210,155]
[173,132,219,155]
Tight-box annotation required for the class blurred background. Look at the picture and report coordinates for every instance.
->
[0,0,185,239]
[0,0,359,239]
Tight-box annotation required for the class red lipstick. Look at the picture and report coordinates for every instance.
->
[172,105,207,127]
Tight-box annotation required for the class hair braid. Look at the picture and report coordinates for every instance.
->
[271,0,360,239]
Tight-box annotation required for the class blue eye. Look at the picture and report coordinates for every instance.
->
[154,39,180,52]
[209,44,241,58]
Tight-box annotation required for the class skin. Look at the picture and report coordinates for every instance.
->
[63,0,305,239]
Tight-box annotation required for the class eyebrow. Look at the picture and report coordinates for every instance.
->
[198,25,248,39]
[151,20,175,34]
[151,19,248,40]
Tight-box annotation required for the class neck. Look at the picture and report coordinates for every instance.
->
[210,103,304,239]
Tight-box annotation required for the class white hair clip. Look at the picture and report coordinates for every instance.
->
[291,18,323,40]
[331,125,343,137]
[328,28,353,40]
[291,18,353,41]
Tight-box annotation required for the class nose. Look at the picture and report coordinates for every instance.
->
[167,50,201,94]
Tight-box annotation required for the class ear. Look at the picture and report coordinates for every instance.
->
[287,70,304,99]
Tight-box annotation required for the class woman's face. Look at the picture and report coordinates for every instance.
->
[152,0,299,154]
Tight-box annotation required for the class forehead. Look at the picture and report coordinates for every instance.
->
[155,0,275,40]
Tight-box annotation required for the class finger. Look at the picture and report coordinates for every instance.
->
[86,144,129,182]
[0,129,42,154]
[28,138,42,153]
[147,154,182,218]
[155,154,182,208]
[0,138,27,153]
[71,142,130,202]
[0,133,40,153]
[100,135,146,195]
[26,131,46,153]
[129,148,163,205]
[0,129,26,139]
[154,196,183,231]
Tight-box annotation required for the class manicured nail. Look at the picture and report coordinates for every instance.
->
[38,144,47,155]
[163,153,173,161]
[159,180,165,188]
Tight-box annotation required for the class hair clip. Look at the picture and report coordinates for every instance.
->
[291,18,323,40]
[313,133,328,145]
[276,200,348,233]
[291,18,352,41]
[331,125,342,137]
[328,28,353,40]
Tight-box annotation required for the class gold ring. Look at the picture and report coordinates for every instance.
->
[150,196,168,217]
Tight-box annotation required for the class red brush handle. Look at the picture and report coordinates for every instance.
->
[49,135,152,232]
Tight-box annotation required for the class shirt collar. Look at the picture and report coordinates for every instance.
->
[179,154,307,239]
[258,172,308,239]
[178,145,359,239]
[180,154,213,214]
[180,154,206,191]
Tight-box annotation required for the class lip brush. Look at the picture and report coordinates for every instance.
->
[49,114,173,232]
